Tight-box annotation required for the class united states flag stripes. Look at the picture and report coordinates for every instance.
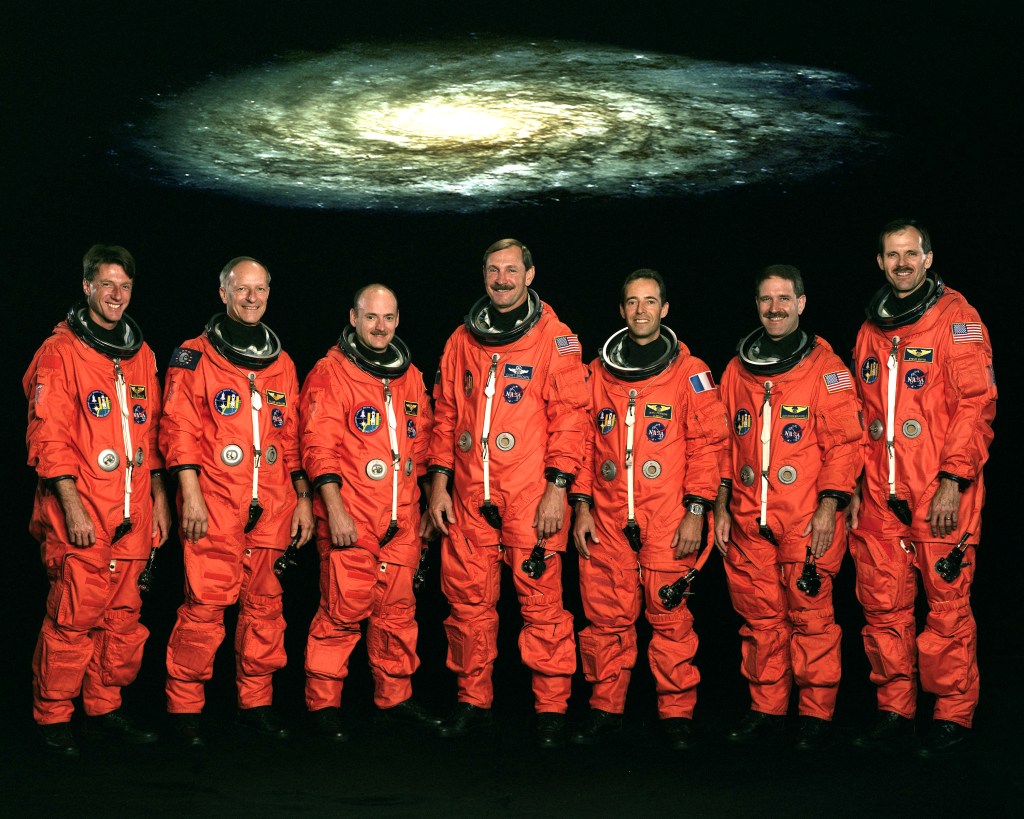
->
[951,322,983,343]
[554,335,581,355]
[823,370,853,393]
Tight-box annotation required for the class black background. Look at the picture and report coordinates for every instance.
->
[3,2,1019,816]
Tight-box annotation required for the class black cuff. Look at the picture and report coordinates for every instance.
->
[312,473,343,489]
[817,490,852,511]
[168,464,200,476]
[720,478,733,489]
[938,471,972,491]
[544,468,575,489]
[290,469,309,485]
[149,468,167,479]
[427,465,455,479]
[44,474,77,488]
[568,493,593,508]
[682,494,714,511]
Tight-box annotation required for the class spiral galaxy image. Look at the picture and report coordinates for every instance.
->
[138,39,875,211]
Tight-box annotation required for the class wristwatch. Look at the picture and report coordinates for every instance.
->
[687,501,706,516]
[544,468,574,489]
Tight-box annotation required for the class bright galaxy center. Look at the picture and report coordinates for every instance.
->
[138,39,876,211]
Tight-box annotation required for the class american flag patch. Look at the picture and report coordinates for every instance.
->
[689,371,716,393]
[952,322,983,343]
[823,370,853,393]
[555,335,581,355]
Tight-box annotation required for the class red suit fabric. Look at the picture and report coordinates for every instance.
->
[428,302,590,712]
[25,322,164,724]
[299,347,433,710]
[718,337,863,719]
[160,333,301,712]
[574,342,729,718]
[852,287,995,726]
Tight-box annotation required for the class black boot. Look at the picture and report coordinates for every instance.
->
[662,717,698,751]
[570,709,623,746]
[170,713,206,749]
[86,709,158,744]
[376,699,443,730]
[915,720,970,759]
[309,707,350,743]
[536,713,567,749]
[237,705,289,740]
[851,711,915,751]
[794,716,831,752]
[727,711,786,747]
[39,722,80,757]
[437,703,494,738]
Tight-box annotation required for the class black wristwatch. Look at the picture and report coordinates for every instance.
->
[544,468,575,489]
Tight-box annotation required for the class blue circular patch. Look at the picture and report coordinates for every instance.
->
[782,422,803,444]
[861,357,879,384]
[646,422,666,442]
[355,405,382,433]
[87,390,112,418]
[905,368,926,390]
[214,389,241,416]
[734,408,752,436]
[271,407,285,428]
[503,384,523,404]
[407,419,417,439]
[597,407,617,435]
[132,404,147,424]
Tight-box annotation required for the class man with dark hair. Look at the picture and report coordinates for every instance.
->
[849,220,996,757]
[299,285,439,741]
[571,269,729,750]
[714,264,863,751]
[161,257,313,747]
[427,238,590,748]
[25,244,171,756]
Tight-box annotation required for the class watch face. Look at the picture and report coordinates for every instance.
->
[555,476,567,488]
[688,502,705,515]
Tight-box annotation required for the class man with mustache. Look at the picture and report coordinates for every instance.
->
[427,239,590,748]
[299,284,439,741]
[849,219,996,757]
[715,265,864,751]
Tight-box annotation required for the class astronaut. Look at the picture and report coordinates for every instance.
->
[849,220,995,758]
[161,257,313,747]
[427,239,590,748]
[571,269,729,750]
[714,265,864,752]
[300,284,439,741]
[25,244,171,756]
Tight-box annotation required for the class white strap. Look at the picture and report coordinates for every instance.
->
[113,360,133,521]
[480,354,500,504]
[759,380,774,527]
[383,378,400,526]
[248,373,262,504]
[624,389,637,520]
[885,336,900,497]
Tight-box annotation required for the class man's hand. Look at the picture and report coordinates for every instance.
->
[54,479,95,548]
[713,487,731,556]
[177,470,209,543]
[291,496,315,546]
[928,477,962,538]
[427,472,454,535]
[802,497,838,559]
[572,502,599,559]
[151,475,172,547]
[846,482,862,531]
[533,482,567,539]
[671,512,703,558]
[320,484,357,547]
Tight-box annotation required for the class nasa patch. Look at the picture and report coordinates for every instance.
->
[87,390,111,418]
[407,419,417,439]
[271,408,285,428]
[646,422,666,443]
[503,363,533,380]
[133,404,147,424]
[214,389,242,416]
[861,357,879,384]
[597,408,617,435]
[734,408,752,436]
[503,384,523,404]
[782,423,803,444]
[905,369,926,390]
[355,406,382,433]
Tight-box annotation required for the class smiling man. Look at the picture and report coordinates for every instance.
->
[160,257,313,747]
[24,244,171,756]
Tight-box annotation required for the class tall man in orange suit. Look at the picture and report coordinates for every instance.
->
[849,219,996,758]
[25,244,171,756]
[714,265,864,752]
[571,269,730,751]
[427,238,591,748]
[161,257,313,747]
[300,284,439,742]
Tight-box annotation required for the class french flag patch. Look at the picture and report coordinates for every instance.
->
[689,371,716,393]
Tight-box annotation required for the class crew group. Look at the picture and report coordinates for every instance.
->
[24,222,995,761]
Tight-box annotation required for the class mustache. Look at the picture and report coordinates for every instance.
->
[764,311,788,320]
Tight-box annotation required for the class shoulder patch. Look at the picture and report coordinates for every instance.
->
[554,335,581,356]
[689,371,716,393]
[951,322,983,343]
[169,347,203,370]
[823,370,853,393]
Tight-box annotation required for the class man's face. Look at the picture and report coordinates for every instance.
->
[483,246,535,313]
[350,287,399,351]
[82,263,133,330]
[756,276,805,341]
[620,278,668,345]
[877,228,932,299]
[220,260,270,326]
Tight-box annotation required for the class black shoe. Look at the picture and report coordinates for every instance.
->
[536,712,567,749]
[376,699,443,730]
[851,711,915,751]
[727,711,786,747]
[662,717,698,751]
[794,716,832,752]
[570,709,623,746]
[39,722,80,757]
[309,707,350,743]
[86,709,158,744]
[915,720,970,759]
[437,703,494,739]
[237,706,289,740]
[170,713,206,748]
